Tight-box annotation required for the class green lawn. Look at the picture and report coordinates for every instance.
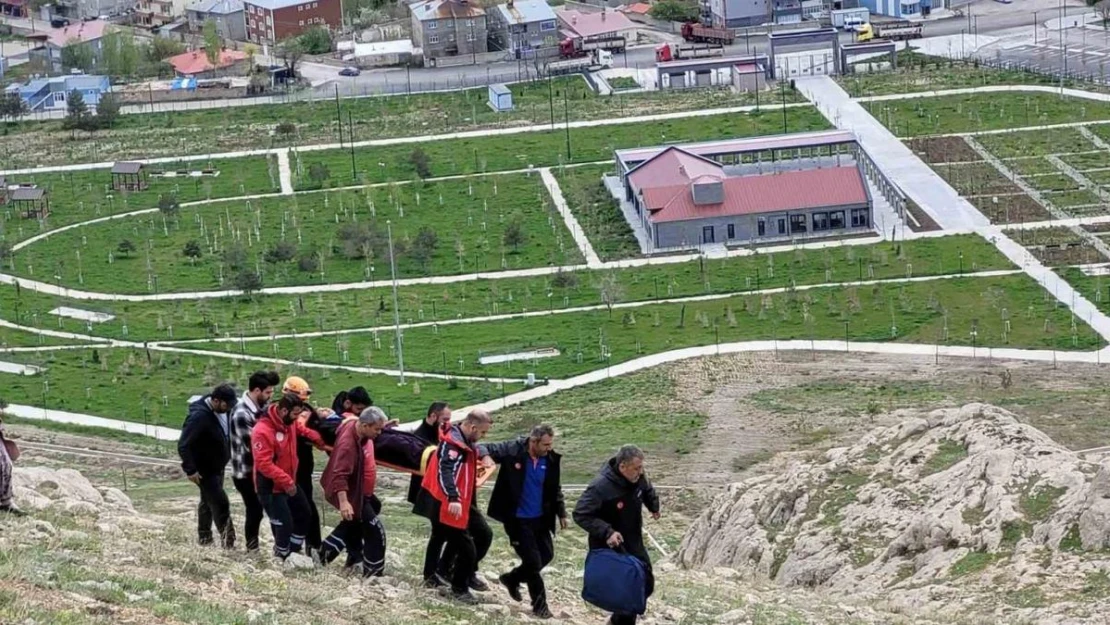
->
[0,326,84,348]
[976,128,1097,159]
[1004,157,1059,176]
[0,77,798,168]
[13,172,582,293]
[1,156,281,244]
[554,163,641,261]
[0,348,499,428]
[197,274,1095,380]
[873,94,1110,136]
[0,234,1011,342]
[293,107,830,188]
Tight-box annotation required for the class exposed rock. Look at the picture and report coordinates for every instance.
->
[284,553,316,570]
[678,404,1108,618]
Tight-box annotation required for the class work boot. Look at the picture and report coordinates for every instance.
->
[498,573,522,602]
[422,573,448,588]
[0,505,24,517]
[468,573,489,592]
[442,587,480,605]
[532,605,553,619]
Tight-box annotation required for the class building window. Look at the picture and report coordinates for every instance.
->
[465,18,472,27]
[851,208,869,228]
[448,33,455,41]
[702,226,715,244]
[299,19,304,25]
[298,4,302,9]
[812,211,828,231]
[266,14,272,24]
[429,34,439,43]
[777,218,786,235]
[757,219,765,236]
[790,214,807,234]
[540,19,556,31]
[428,20,437,28]
[312,2,317,7]
[466,31,474,41]
[829,210,845,229]
[727,224,735,239]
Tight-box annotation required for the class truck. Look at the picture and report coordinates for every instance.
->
[655,42,725,62]
[855,21,923,42]
[558,34,626,58]
[546,49,614,75]
[830,7,869,30]
[680,22,734,45]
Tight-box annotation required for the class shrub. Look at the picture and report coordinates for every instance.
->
[264,240,297,263]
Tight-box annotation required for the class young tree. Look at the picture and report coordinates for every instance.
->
[147,36,186,62]
[101,28,139,79]
[0,240,12,264]
[307,162,331,188]
[503,218,526,252]
[62,90,90,132]
[597,272,624,319]
[0,92,28,124]
[277,37,306,76]
[182,240,203,264]
[117,239,137,258]
[298,26,333,54]
[202,19,222,69]
[1098,0,1110,24]
[158,194,180,218]
[648,0,699,22]
[410,226,438,273]
[60,41,95,73]
[233,269,263,296]
[96,94,121,129]
[264,240,298,263]
[222,247,248,272]
[409,147,432,178]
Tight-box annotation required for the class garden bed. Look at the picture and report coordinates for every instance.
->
[933,162,1021,196]
[977,128,1096,159]
[553,164,641,261]
[904,136,981,163]
[969,193,1053,224]
[879,93,1110,136]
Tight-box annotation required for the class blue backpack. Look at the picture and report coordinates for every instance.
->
[582,548,647,615]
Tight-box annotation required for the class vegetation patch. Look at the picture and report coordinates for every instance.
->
[921,439,968,475]
[950,551,1002,577]
[1019,481,1067,522]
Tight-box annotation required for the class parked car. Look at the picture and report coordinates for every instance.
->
[338,66,361,76]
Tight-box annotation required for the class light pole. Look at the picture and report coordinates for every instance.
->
[387,221,405,384]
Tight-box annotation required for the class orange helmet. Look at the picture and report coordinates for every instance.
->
[282,375,313,401]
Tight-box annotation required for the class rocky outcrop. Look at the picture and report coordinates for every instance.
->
[678,404,1110,618]
[12,466,134,517]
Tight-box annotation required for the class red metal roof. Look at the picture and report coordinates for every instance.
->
[557,9,635,38]
[642,167,868,223]
[169,49,248,76]
[621,2,652,14]
[626,146,724,192]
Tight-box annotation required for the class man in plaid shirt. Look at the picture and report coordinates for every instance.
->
[230,371,280,552]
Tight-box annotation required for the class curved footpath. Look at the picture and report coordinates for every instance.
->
[7,338,1109,442]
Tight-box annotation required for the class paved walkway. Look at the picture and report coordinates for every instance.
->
[797,75,1110,342]
[277,150,294,195]
[539,167,602,268]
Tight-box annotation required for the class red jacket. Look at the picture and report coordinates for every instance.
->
[418,425,477,529]
[321,418,368,518]
[253,405,325,493]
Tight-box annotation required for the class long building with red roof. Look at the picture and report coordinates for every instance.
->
[614,132,875,250]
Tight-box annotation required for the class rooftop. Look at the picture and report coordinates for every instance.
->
[616,130,858,168]
[14,74,109,96]
[112,162,144,175]
[244,0,328,9]
[494,0,556,24]
[338,39,414,58]
[620,2,651,14]
[556,8,635,38]
[187,0,244,13]
[168,49,248,75]
[34,20,110,48]
[626,146,724,192]
[641,167,868,223]
[10,187,45,201]
[411,0,486,21]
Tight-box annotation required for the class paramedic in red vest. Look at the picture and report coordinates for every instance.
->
[573,445,661,625]
[414,409,495,604]
[253,392,327,560]
[319,406,389,576]
[484,424,567,619]
[409,401,456,587]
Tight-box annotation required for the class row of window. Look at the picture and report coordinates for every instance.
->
[428,32,474,44]
[753,209,869,237]
[297,2,319,10]
[299,16,325,25]
[428,18,477,29]
[248,15,271,28]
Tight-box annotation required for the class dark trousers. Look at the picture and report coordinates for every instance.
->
[424,505,491,581]
[197,471,235,549]
[258,485,311,559]
[296,463,322,551]
[232,476,265,551]
[321,496,387,576]
[610,547,654,625]
[504,517,555,611]
[426,520,477,593]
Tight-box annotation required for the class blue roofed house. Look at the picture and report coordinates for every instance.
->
[5,74,111,113]
[488,0,558,57]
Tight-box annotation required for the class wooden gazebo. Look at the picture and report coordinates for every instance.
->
[111,162,149,191]
[10,187,49,219]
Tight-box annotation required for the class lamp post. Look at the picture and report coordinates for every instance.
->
[387,221,405,384]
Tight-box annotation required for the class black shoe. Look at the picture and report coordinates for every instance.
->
[0,506,24,517]
[468,574,489,592]
[423,573,448,588]
[532,605,553,619]
[448,589,480,605]
[498,573,522,602]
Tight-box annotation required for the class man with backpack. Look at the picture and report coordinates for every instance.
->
[573,445,661,625]
[178,383,239,548]
[229,371,279,552]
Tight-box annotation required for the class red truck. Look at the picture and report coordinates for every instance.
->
[681,22,734,45]
[655,42,724,62]
[559,34,627,58]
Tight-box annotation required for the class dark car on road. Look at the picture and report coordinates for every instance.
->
[338,66,361,77]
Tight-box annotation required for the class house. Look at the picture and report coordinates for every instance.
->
[615,142,873,249]
[410,0,488,60]
[556,9,635,40]
[111,162,149,191]
[10,187,50,220]
[337,40,414,67]
[186,0,247,41]
[137,0,189,27]
[5,74,111,113]
[0,0,29,18]
[708,0,769,28]
[168,48,248,76]
[243,0,342,44]
[488,0,558,56]
[857,0,921,19]
[617,2,652,24]
[26,20,110,72]
[50,0,136,21]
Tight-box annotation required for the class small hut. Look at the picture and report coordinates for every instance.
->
[10,187,49,219]
[111,162,149,191]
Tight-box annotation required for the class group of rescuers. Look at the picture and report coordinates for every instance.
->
[176,372,661,624]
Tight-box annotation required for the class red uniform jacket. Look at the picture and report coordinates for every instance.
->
[253,405,325,493]
[419,424,478,529]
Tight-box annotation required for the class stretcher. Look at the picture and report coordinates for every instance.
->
[373,428,497,487]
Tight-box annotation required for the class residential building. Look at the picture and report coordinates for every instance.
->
[771,0,802,23]
[410,0,488,60]
[50,0,136,20]
[0,0,29,18]
[858,0,921,19]
[186,0,247,41]
[4,74,111,113]
[243,0,342,44]
[168,48,248,76]
[613,134,875,250]
[488,0,557,55]
[708,0,769,28]
[556,8,635,40]
[27,20,110,72]
[137,0,188,27]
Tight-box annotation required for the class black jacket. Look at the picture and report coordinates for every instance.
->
[573,457,660,561]
[178,396,231,478]
[483,436,567,534]
[407,418,442,504]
